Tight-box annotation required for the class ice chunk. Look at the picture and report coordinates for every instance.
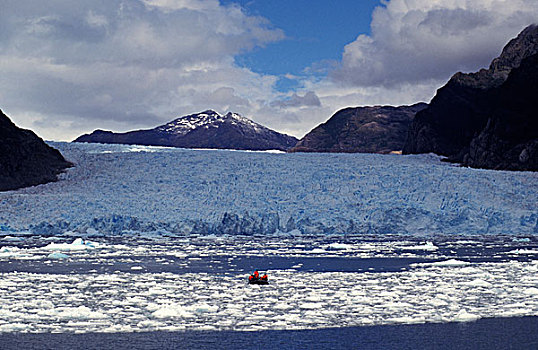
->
[0,246,25,258]
[463,279,492,288]
[512,237,531,242]
[191,303,218,313]
[299,302,324,309]
[411,259,471,268]
[152,304,195,319]
[523,287,538,295]
[47,252,70,259]
[54,306,107,320]
[454,310,479,322]
[327,243,353,251]
[507,249,538,255]
[400,242,438,251]
[0,323,31,332]
[43,238,100,251]
[1,236,25,242]
[307,248,326,254]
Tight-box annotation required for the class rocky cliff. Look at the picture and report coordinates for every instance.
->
[290,103,427,154]
[403,25,538,170]
[463,53,538,170]
[0,109,72,191]
[75,110,298,151]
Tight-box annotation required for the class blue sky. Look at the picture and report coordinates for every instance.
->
[0,0,537,140]
[222,0,381,86]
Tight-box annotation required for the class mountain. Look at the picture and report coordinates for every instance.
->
[74,110,298,151]
[403,25,538,171]
[290,103,427,154]
[0,109,72,191]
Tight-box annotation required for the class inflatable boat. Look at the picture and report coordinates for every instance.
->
[248,278,268,285]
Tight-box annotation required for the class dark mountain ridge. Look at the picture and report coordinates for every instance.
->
[290,103,427,154]
[403,24,538,171]
[75,110,298,151]
[0,109,72,191]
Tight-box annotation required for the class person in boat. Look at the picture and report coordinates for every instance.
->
[248,271,259,282]
[249,270,268,284]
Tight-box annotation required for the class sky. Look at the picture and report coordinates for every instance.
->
[1,0,537,141]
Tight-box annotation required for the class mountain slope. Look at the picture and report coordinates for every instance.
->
[290,103,427,153]
[403,25,538,170]
[0,109,72,191]
[74,110,298,151]
[463,53,538,170]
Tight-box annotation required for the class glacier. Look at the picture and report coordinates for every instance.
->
[0,142,536,237]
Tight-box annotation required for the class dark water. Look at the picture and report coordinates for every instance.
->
[1,317,537,350]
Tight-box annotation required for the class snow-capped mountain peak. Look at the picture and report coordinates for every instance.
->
[223,112,264,131]
[157,110,223,134]
[75,109,298,151]
[156,110,266,135]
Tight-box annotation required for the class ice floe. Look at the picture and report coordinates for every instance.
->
[506,249,538,255]
[399,242,438,251]
[47,252,70,260]
[43,238,100,251]
[411,259,471,268]
[0,258,537,333]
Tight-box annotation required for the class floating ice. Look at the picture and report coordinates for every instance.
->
[0,246,29,259]
[507,249,538,255]
[512,238,531,242]
[454,310,480,322]
[54,306,108,320]
[1,236,25,242]
[412,259,471,268]
[399,242,438,251]
[327,243,353,251]
[0,323,30,332]
[1,256,537,334]
[43,238,100,251]
[300,303,324,310]
[523,288,538,295]
[47,252,70,259]
[462,279,492,288]
[152,304,195,319]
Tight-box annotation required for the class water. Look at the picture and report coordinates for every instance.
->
[1,317,537,349]
[0,233,537,337]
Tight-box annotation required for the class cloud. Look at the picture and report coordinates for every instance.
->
[266,0,538,139]
[1,0,537,142]
[0,0,283,140]
[270,91,321,109]
[330,0,538,87]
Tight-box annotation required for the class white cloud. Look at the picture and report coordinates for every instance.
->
[0,0,284,140]
[331,0,538,87]
[257,0,538,139]
[0,0,537,142]
[270,91,321,109]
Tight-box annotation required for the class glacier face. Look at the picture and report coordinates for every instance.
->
[0,142,537,236]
